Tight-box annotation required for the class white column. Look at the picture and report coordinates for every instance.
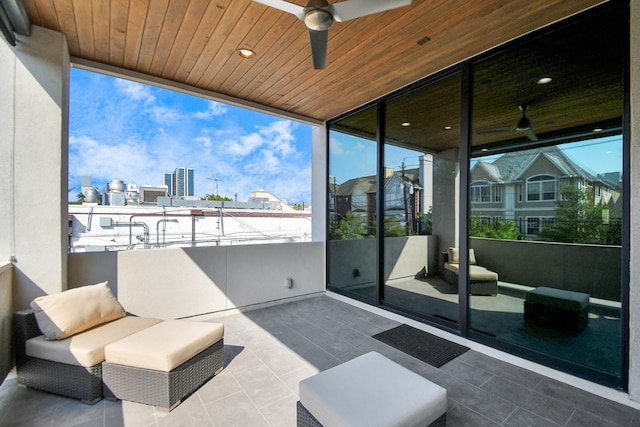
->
[0,26,69,308]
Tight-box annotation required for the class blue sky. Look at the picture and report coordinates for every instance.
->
[330,131,623,184]
[69,68,313,204]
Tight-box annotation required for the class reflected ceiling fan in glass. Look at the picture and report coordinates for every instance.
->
[253,0,412,69]
[478,104,539,141]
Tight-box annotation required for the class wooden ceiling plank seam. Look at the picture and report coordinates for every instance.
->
[180,0,240,86]
[260,0,441,110]
[148,0,191,76]
[135,0,170,73]
[248,14,356,104]
[108,0,130,68]
[323,0,602,122]
[293,0,483,111]
[215,8,286,94]
[269,4,437,114]
[227,17,301,98]
[27,0,58,32]
[71,0,95,59]
[233,21,309,100]
[195,1,265,89]
[92,0,111,64]
[52,0,80,56]
[298,0,576,119]
[122,0,149,70]
[159,0,211,79]
[175,2,235,84]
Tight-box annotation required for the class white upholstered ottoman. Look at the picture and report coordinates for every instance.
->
[298,352,447,427]
[102,320,224,410]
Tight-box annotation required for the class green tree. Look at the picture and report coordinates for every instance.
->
[201,193,233,202]
[330,211,367,240]
[538,185,619,245]
[470,218,521,240]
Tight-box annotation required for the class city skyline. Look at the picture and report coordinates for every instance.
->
[68,68,313,204]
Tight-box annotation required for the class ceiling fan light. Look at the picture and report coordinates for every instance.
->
[304,9,333,31]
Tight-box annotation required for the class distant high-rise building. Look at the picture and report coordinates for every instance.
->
[164,168,194,197]
[163,173,175,196]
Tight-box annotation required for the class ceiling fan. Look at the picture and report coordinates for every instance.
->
[478,104,539,141]
[253,0,413,69]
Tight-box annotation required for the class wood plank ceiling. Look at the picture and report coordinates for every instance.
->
[22,0,605,125]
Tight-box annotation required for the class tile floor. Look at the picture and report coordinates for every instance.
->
[1,294,639,426]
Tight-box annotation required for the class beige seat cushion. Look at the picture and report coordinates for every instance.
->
[104,320,224,372]
[445,262,498,281]
[26,316,162,367]
[30,282,126,340]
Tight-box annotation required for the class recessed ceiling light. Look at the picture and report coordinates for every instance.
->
[401,122,411,127]
[593,128,604,132]
[238,48,256,59]
[443,125,452,130]
[537,77,552,84]
[481,148,489,152]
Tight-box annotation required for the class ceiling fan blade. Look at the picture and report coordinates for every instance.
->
[477,126,516,134]
[309,29,328,69]
[521,128,539,141]
[328,0,412,22]
[252,0,305,20]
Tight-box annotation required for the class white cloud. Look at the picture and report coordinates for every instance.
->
[114,79,155,104]
[193,101,228,119]
[151,105,184,124]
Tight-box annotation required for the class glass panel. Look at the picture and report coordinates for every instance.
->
[382,74,461,325]
[328,105,378,300]
[469,5,625,383]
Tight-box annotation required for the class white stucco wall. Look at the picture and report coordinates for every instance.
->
[312,125,327,242]
[627,0,640,402]
[0,26,69,309]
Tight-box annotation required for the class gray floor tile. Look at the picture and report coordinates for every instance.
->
[480,375,574,425]
[433,372,516,424]
[197,370,243,404]
[253,344,308,377]
[259,394,298,427]
[502,407,563,427]
[51,398,105,427]
[565,408,623,426]
[440,357,494,387]
[231,363,294,408]
[462,351,544,389]
[156,394,212,427]
[3,296,640,427]
[203,391,269,427]
[536,378,635,426]
[445,403,502,426]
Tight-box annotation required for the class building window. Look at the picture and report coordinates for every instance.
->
[471,181,491,203]
[527,175,557,201]
[493,185,502,202]
[527,216,555,234]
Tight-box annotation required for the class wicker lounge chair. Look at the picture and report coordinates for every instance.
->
[442,248,498,296]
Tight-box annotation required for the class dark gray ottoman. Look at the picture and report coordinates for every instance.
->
[524,287,589,333]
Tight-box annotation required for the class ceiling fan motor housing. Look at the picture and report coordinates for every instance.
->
[304,8,333,31]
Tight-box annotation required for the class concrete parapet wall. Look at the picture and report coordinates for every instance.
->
[328,236,438,289]
[471,238,621,301]
[68,242,325,319]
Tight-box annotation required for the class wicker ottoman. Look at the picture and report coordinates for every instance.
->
[298,352,447,427]
[524,287,589,333]
[102,320,224,411]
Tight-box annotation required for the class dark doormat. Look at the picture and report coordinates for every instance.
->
[372,324,469,368]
